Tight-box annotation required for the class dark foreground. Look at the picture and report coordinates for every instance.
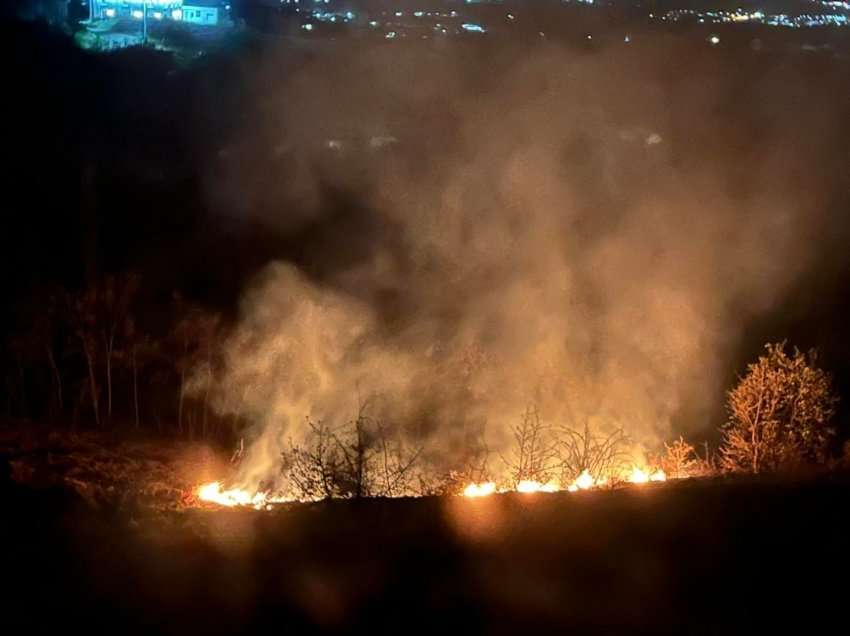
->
[5,472,849,634]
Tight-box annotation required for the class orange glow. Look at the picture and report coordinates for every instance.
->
[516,480,558,493]
[463,482,497,498]
[567,469,597,492]
[200,463,674,508]
[628,467,666,484]
[629,467,650,484]
[197,481,289,509]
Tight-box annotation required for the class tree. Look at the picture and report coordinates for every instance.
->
[65,274,140,428]
[372,418,424,497]
[127,331,158,429]
[282,407,423,500]
[422,425,491,496]
[6,288,65,422]
[554,421,630,485]
[661,436,698,479]
[66,286,101,429]
[99,274,140,425]
[283,418,345,500]
[720,342,838,474]
[502,406,555,486]
[171,297,222,439]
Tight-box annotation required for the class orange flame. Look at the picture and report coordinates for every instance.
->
[628,467,666,484]
[462,482,497,498]
[516,480,559,494]
[197,481,289,509]
[567,469,597,492]
[202,462,676,508]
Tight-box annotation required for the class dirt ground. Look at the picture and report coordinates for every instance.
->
[3,443,849,634]
[1,429,231,509]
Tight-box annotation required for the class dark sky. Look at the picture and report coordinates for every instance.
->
[2,13,850,443]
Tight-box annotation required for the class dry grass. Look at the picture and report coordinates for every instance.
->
[2,429,230,510]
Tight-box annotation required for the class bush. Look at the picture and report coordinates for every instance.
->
[719,342,838,474]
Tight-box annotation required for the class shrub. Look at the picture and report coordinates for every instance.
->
[720,342,838,474]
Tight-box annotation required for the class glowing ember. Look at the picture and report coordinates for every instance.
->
[567,469,596,492]
[628,467,666,484]
[516,480,558,493]
[629,467,650,484]
[197,481,288,509]
[200,464,672,507]
[463,482,497,498]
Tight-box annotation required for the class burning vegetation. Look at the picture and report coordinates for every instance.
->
[192,342,839,509]
[3,32,849,523]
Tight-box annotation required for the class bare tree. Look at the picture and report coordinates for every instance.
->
[662,436,698,478]
[7,289,64,422]
[502,406,555,486]
[126,331,157,430]
[372,418,424,497]
[99,274,140,425]
[419,425,491,496]
[720,342,838,474]
[67,287,101,428]
[282,408,424,500]
[171,298,222,438]
[554,421,630,484]
[64,274,140,428]
[335,412,374,498]
[283,418,346,500]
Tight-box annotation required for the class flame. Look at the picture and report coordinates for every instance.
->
[516,480,559,493]
[462,482,497,498]
[201,463,674,508]
[629,467,650,484]
[566,469,597,492]
[628,467,666,484]
[197,481,289,509]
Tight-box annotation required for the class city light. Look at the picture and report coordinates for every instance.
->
[76,0,850,48]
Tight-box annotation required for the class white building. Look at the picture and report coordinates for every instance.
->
[93,0,226,26]
[181,0,222,25]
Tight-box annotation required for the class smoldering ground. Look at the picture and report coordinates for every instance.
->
[193,34,850,488]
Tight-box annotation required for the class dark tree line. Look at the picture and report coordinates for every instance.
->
[1,273,234,442]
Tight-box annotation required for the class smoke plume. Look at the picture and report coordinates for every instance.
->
[198,35,847,488]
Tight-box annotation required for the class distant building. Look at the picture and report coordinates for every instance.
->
[91,0,228,26]
[181,0,222,24]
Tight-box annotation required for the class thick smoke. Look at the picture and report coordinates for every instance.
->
[199,35,846,488]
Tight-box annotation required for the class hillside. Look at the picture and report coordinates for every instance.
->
[5,467,849,633]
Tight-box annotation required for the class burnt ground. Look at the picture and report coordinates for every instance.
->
[4,461,850,635]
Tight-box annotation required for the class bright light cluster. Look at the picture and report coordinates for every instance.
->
[197,481,290,509]
[197,464,670,509]
[463,482,497,498]
[661,7,849,29]
[462,466,667,499]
